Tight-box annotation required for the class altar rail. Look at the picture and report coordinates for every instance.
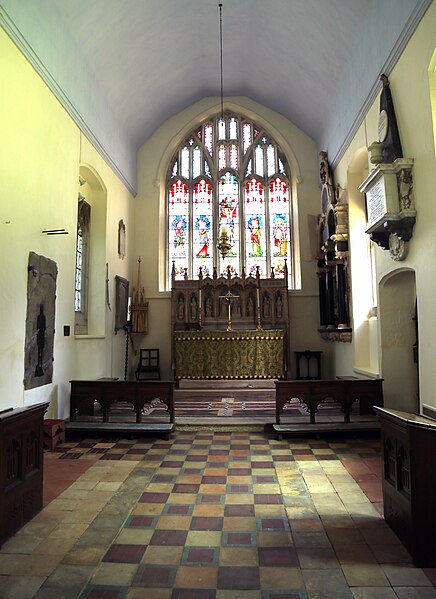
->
[275,378,383,426]
[68,380,175,435]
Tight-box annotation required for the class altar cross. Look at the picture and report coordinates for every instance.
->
[219,288,240,331]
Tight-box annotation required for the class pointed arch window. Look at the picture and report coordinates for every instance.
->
[167,113,291,287]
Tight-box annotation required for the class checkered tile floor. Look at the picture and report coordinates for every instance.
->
[4,431,435,598]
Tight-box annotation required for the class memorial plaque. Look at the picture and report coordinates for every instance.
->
[366,177,386,226]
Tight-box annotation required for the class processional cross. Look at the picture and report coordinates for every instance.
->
[219,287,240,331]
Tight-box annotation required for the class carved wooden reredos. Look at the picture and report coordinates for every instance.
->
[171,263,289,333]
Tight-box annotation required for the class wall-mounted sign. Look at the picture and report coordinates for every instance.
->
[359,158,415,255]
[365,177,387,227]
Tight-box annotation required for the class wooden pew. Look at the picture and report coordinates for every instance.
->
[68,380,175,436]
[274,378,383,436]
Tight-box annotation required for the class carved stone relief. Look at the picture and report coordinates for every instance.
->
[24,252,58,390]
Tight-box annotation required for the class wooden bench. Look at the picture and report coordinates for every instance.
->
[68,380,175,436]
[274,378,383,435]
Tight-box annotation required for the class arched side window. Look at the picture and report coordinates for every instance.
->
[167,113,291,288]
[74,192,91,334]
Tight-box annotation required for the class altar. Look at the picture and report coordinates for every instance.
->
[174,329,285,379]
[171,263,289,380]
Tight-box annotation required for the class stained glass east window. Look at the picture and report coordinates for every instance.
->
[167,113,291,288]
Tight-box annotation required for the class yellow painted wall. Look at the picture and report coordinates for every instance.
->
[135,97,333,379]
[0,29,134,416]
[333,2,436,410]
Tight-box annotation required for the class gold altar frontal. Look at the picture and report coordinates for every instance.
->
[174,329,285,380]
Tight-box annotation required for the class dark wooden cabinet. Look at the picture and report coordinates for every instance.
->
[0,402,48,546]
[375,407,436,567]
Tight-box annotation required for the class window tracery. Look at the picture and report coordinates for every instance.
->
[167,113,291,287]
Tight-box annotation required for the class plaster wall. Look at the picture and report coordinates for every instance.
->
[0,30,134,417]
[333,2,436,409]
[135,97,332,379]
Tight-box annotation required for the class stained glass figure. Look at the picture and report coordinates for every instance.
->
[272,214,288,256]
[245,178,266,276]
[171,216,187,257]
[195,215,211,257]
[219,173,239,253]
[248,215,263,257]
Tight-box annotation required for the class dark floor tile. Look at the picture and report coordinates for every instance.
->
[197,494,224,504]
[164,504,194,516]
[190,517,223,531]
[171,590,216,599]
[222,531,257,547]
[201,476,227,484]
[227,484,252,494]
[257,517,289,531]
[153,474,177,483]
[103,544,146,563]
[228,468,252,475]
[224,504,256,517]
[173,484,200,493]
[150,530,188,546]
[218,566,260,590]
[79,585,128,598]
[100,453,123,460]
[139,492,170,503]
[254,494,283,505]
[125,515,158,528]
[133,564,177,588]
[258,546,299,567]
[181,546,219,566]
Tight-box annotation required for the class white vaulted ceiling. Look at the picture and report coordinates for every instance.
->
[0,0,431,193]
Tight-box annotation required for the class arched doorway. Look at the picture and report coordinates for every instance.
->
[379,269,418,412]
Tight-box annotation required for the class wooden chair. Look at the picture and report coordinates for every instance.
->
[135,349,160,380]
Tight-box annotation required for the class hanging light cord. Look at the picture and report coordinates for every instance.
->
[219,3,224,120]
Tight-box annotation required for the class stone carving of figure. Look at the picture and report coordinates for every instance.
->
[35,304,46,377]
[263,295,271,319]
[276,294,283,319]
[398,169,413,210]
[177,296,185,321]
[247,295,254,317]
[190,296,198,321]
[205,296,213,317]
